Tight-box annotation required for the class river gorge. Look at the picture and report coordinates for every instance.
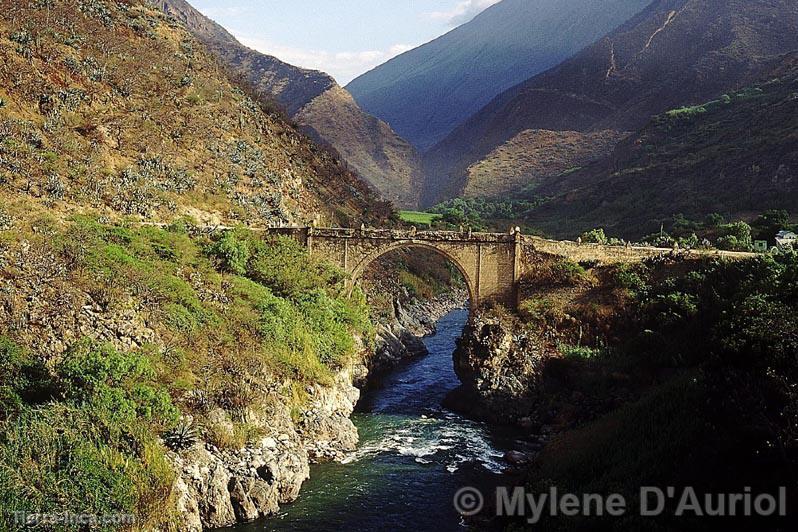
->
[221,308,527,531]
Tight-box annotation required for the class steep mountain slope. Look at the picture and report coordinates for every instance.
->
[151,0,422,208]
[462,129,624,199]
[0,0,389,226]
[347,0,652,151]
[523,53,798,238]
[295,86,423,209]
[424,0,798,205]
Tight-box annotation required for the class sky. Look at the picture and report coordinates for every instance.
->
[190,0,501,84]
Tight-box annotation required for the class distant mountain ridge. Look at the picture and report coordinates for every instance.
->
[151,0,423,208]
[422,0,798,206]
[347,0,653,151]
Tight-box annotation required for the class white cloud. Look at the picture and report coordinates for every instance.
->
[238,36,416,84]
[426,0,501,26]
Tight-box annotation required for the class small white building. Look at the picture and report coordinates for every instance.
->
[775,230,797,250]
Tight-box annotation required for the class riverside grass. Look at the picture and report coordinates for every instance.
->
[0,216,373,530]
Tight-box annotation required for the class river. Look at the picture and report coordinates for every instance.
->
[226,308,519,531]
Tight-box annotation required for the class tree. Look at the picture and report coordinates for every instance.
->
[752,209,790,244]
[705,213,726,227]
[716,221,753,251]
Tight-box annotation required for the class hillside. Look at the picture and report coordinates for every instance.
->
[0,0,390,226]
[0,1,394,529]
[347,0,652,151]
[423,0,798,205]
[152,0,423,208]
[523,53,798,238]
[462,129,624,199]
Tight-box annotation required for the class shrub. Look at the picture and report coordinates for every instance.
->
[0,340,177,530]
[560,344,605,360]
[0,337,51,418]
[579,228,608,245]
[55,341,179,428]
[519,297,556,324]
[551,259,589,286]
[614,264,648,295]
[247,236,346,299]
[210,229,251,275]
[715,221,753,251]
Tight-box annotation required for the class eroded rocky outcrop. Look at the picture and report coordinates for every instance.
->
[446,312,556,426]
[170,366,364,530]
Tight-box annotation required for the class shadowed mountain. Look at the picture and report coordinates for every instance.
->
[151,0,423,208]
[347,0,652,151]
[524,52,798,238]
[423,0,798,205]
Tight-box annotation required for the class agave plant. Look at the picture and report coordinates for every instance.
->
[164,419,198,452]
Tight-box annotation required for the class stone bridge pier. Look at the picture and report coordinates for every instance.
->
[269,227,523,309]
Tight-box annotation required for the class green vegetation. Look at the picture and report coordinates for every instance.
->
[398,210,442,227]
[519,297,558,325]
[578,227,608,244]
[0,340,178,530]
[664,87,765,121]
[558,344,606,360]
[428,197,543,232]
[752,209,793,244]
[522,252,798,529]
[0,218,372,529]
[715,220,753,251]
[629,210,797,251]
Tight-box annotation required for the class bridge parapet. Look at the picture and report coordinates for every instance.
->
[523,236,756,264]
[309,227,516,243]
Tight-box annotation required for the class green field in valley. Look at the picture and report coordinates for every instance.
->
[399,211,443,226]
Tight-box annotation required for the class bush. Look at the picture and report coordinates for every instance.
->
[210,229,251,275]
[715,221,753,251]
[613,264,648,295]
[519,297,557,324]
[250,240,344,298]
[0,404,175,530]
[0,340,178,530]
[551,259,589,286]
[579,228,608,245]
[55,341,179,429]
[560,344,605,360]
[0,338,52,418]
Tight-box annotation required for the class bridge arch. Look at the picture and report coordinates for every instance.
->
[347,240,477,310]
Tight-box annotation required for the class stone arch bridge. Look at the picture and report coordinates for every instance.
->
[264,227,754,309]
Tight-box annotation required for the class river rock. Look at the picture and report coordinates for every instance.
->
[504,450,529,465]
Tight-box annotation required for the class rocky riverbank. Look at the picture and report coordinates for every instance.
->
[171,365,366,530]
[172,289,467,530]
